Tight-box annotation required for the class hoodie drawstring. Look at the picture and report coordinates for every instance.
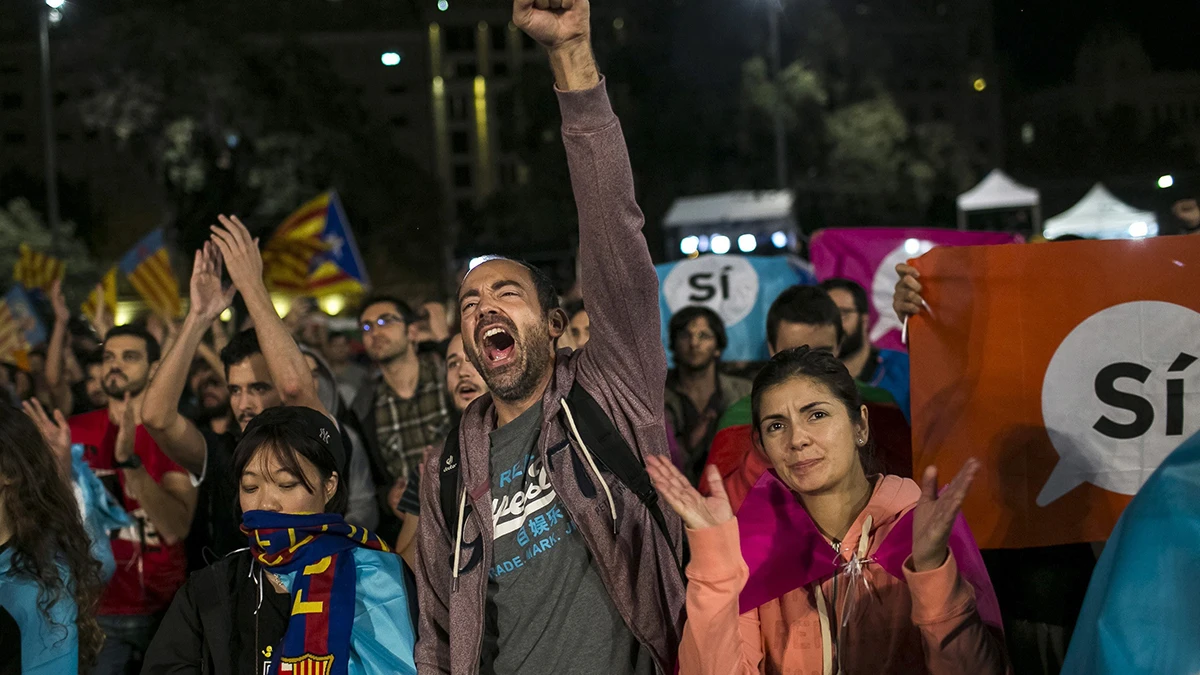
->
[815,583,834,675]
[451,487,468,592]
[815,514,875,675]
[560,398,619,535]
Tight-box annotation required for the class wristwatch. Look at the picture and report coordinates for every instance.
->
[113,454,143,470]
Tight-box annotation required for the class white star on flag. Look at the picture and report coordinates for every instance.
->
[323,233,345,259]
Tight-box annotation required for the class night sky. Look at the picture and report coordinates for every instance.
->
[995,0,1200,90]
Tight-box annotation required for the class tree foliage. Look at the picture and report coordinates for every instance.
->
[0,198,98,300]
[64,6,446,291]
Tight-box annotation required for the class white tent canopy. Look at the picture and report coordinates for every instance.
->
[957,169,1041,212]
[663,190,793,229]
[1043,183,1159,240]
[956,169,1042,231]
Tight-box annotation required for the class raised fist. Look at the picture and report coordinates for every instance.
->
[513,0,590,51]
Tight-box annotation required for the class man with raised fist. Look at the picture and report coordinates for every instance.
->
[414,2,686,674]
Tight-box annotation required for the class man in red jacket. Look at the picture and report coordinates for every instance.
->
[68,324,196,675]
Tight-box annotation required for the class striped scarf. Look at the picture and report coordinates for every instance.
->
[243,511,388,675]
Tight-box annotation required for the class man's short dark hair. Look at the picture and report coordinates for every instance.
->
[463,257,559,317]
[352,295,415,324]
[220,329,262,374]
[820,278,869,315]
[563,299,586,321]
[188,357,214,380]
[668,306,729,354]
[81,349,103,368]
[105,325,161,363]
[357,295,415,325]
[766,285,845,350]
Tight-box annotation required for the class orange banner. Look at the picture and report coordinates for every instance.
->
[909,235,1200,549]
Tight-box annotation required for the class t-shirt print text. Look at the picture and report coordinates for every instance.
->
[491,452,575,578]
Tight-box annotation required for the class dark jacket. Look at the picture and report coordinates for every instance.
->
[141,553,251,675]
[414,78,687,675]
[664,371,754,482]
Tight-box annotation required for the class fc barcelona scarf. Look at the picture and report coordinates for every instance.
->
[243,511,389,675]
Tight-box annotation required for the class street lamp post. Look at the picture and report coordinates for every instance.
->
[767,1,788,190]
[38,0,62,248]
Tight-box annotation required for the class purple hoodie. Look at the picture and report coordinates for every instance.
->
[414,79,687,675]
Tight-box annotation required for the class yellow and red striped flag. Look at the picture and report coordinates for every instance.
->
[12,243,65,292]
[0,289,36,370]
[119,229,181,318]
[263,191,369,298]
[0,302,29,368]
[81,267,118,324]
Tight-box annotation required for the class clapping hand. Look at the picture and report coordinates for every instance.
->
[24,398,72,467]
[646,456,733,531]
[911,459,980,572]
[50,278,70,325]
[209,215,263,296]
[189,241,237,323]
[114,393,141,464]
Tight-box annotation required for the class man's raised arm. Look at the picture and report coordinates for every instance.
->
[142,243,236,477]
[515,0,666,419]
[210,215,329,418]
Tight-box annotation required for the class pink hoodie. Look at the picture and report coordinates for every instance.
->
[679,475,1009,675]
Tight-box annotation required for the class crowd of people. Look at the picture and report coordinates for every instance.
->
[2,1,1197,674]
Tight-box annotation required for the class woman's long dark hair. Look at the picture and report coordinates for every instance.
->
[0,405,104,671]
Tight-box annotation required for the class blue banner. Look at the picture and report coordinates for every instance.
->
[655,255,816,364]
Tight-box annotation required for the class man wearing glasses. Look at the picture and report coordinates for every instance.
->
[351,296,453,544]
[821,277,911,422]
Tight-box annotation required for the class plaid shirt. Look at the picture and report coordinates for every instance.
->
[374,353,452,483]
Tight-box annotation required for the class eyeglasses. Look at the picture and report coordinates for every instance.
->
[361,314,405,333]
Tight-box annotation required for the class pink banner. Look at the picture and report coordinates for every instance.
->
[810,228,1023,351]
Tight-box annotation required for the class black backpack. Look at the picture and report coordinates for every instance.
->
[438,382,684,576]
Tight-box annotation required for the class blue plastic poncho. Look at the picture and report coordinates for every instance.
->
[1061,431,1200,674]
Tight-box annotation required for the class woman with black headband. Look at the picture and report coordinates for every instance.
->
[144,214,416,675]
[143,405,417,674]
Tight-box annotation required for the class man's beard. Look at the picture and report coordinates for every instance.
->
[372,341,409,365]
[468,320,553,403]
[102,372,146,398]
[677,353,716,374]
[197,400,231,423]
[841,317,866,357]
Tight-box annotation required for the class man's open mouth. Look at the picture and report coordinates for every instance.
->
[481,325,516,365]
[455,382,480,396]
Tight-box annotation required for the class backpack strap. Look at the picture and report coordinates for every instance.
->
[438,416,464,540]
[560,383,685,578]
[437,387,685,579]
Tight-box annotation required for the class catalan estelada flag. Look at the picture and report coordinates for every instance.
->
[12,243,65,292]
[0,285,46,369]
[120,229,181,318]
[908,235,1200,549]
[81,267,118,324]
[263,191,370,298]
[0,299,30,369]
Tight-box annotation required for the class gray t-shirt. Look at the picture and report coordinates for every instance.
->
[480,402,652,675]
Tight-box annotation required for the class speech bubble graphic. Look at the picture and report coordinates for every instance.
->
[662,255,759,327]
[869,239,937,343]
[1038,301,1200,506]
